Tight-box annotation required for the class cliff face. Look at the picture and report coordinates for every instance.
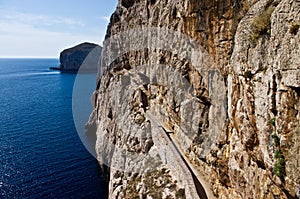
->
[54,42,102,72]
[89,0,300,198]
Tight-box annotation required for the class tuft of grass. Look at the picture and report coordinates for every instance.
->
[250,5,275,43]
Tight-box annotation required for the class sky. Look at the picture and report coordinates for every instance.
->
[0,0,118,58]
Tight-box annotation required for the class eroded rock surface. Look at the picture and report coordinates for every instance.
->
[88,0,300,198]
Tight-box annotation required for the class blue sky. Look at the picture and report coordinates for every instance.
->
[0,0,118,58]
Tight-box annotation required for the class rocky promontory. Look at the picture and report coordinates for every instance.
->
[51,42,102,73]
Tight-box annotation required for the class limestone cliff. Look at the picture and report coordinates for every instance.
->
[88,0,300,198]
[51,42,102,72]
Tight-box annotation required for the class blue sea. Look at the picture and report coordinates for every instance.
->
[0,59,107,198]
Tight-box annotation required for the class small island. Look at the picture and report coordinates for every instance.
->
[50,42,102,73]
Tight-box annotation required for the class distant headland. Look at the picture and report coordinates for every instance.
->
[50,42,102,73]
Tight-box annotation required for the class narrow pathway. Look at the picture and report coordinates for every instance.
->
[161,126,208,199]
[146,112,208,199]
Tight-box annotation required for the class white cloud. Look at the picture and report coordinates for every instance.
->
[0,9,103,57]
[100,16,110,22]
[0,26,102,57]
[0,9,84,27]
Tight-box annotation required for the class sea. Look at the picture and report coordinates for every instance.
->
[0,58,108,198]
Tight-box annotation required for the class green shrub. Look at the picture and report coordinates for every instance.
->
[279,157,285,165]
[250,5,275,43]
[269,118,276,127]
[274,159,286,178]
[272,134,280,147]
[274,149,283,159]
[290,22,299,35]
[244,71,253,79]
[176,188,186,199]
[273,150,286,178]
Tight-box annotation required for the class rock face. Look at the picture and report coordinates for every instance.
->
[88,0,300,198]
[52,42,102,72]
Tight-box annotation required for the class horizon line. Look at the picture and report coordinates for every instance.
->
[0,56,58,59]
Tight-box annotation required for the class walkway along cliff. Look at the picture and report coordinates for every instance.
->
[87,0,300,198]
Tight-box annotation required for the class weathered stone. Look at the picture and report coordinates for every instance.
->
[89,0,300,198]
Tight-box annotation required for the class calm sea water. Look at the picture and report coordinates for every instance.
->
[0,59,107,198]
